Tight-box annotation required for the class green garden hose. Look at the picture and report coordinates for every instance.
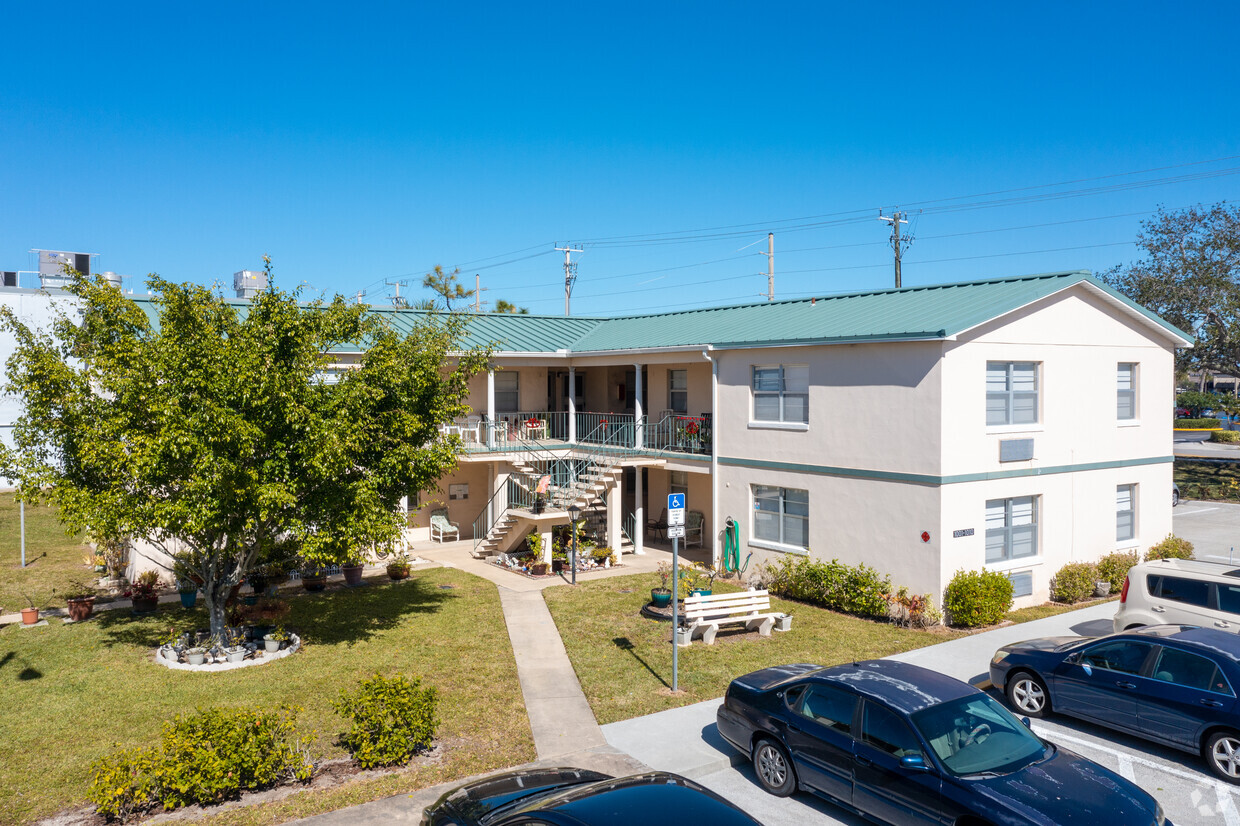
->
[723,517,750,573]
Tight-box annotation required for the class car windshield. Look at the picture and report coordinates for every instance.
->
[910,693,1047,777]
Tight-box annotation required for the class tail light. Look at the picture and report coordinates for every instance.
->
[1120,575,1130,603]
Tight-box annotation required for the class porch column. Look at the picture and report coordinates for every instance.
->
[634,362,643,448]
[634,468,645,555]
[486,367,496,449]
[606,482,621,555]
[540,526,553,565]
[568,366,577,443]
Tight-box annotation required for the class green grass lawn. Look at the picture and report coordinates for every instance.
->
[542,576,967,725]
[0,494,92,614]
[1176,460,1240,502]
[0,567,533,826]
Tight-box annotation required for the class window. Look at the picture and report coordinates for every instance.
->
[1151,648,1232,695]
[495,371,519,413]
[986,362,1038,426]
[668,369,687,415]
[985,496,1038,563]
[860,702,922,758]
[670,471,688,499]
[1117,363,1137,420]
[752,364,808,423]
[1008,570,1033,597]
[798,685,856,734]
[1219,583,1240,615]
[753,485,809,548]
[1117,484,1136,543]
[1080,640,1153,675]
[1156,575,1210,607]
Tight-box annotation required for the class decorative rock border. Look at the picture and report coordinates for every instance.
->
[154,632,302,672]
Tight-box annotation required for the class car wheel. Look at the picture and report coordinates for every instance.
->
[1173,489,1180,507]
[752,738,796,797]
[1207,731,1240,783]
[1006,671,1050,718]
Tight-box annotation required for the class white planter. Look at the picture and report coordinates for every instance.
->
[226,647,246,663]
[186,650,206,665]
[774,614,793,632]
[264,637,280,653]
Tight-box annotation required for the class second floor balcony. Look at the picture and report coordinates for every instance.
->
[441,410,712,458]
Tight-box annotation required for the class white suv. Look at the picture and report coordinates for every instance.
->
[1113,558,1240,633]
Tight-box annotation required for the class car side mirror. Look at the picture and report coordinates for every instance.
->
[1065,651,1080,664]
[900,754,931,772]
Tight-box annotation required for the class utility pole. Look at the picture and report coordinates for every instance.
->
[385,278,411,307]
[472,274,489,312]
[878,210,912,288]
[354,289,367,305]
[556,244,583,315]
[760,232,774,300]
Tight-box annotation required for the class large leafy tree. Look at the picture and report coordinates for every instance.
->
[1102,203,1240,376]
[0,272,487,642]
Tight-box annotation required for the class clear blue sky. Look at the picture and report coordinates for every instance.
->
[3,2,1237,316]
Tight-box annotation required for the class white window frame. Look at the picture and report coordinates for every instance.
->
[1117,484,1137,544]
[495,371,519,413]
[751,364,809,426]
[751,484,809,551]
[1117,363,1137,421]
[668,369,688,415]
[669,470,688,499]
[986,361,1039,427]
[985,495,1039,564]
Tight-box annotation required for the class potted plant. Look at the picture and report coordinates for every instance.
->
[224,627,247,663]
[61,579,98,621]
[386,554,412,581]
[526,532,549,575]
[691,561,720,597]
[263,626,290,653]
[651,563,672,608]
[341,555,366,586]
[19,591,40,626]
[176,579,198,609]
[300,567,327,592]
[184,646,207,665]
[124,570,162,614]
[247,569,268,595]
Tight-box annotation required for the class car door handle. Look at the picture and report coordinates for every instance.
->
[1152,606,1166,613]
[1116,681,1137,690]
[787,722,802,733]
[854,755,873,767]
[1201,699,1225,708]
[1217,621,1232,628]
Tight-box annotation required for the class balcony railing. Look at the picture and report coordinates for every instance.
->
[446,410,712,457]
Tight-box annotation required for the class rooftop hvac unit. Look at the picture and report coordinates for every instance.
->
[100,271,123,289]
[233,269,268,298]
[36,249,94,289]
[2,272,16,288]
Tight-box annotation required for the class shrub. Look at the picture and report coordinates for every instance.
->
[1211,430,1240,443]
[1175,417,1223,429]
[1049,561,1101,604]
[333,674,439,769]
[1096,550,1140,593]
[87,706,313,819]
[762,555,891,617]
[88,747,159,821]
[943,569,1013,628]
[885,586,942,628]
[1146,534,1194,561]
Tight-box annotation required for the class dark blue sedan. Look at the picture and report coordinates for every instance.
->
[717,660,1167,825]
[991,624,1240,783]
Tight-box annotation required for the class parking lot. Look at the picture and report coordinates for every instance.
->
[604,500,1240,825]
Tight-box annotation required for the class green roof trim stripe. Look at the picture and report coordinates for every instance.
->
[123,270,1192,355]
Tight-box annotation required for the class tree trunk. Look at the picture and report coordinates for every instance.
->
[202,577,232,645]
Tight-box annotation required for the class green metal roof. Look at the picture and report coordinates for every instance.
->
[124,271,1192,355]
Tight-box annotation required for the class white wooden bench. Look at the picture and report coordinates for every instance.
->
[680,589,785,645]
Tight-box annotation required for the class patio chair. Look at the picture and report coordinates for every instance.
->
[685,510,704,548]
[430,508,460,543]
[647,507,668,540]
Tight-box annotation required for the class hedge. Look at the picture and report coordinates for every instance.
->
[1050,561,1100,604]
[762,555,891,617]
[1211,430,1240,443]
[1146,534,1194,561]
[1175,417,1223,429]
[1096,550,1140,593]
[943,569,1014,628]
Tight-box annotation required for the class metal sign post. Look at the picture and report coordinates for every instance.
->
[668,493,686,692]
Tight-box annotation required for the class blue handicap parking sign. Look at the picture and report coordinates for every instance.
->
[668,493,685,510]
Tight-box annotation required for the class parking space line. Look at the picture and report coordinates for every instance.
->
[1176,507,1220,516]
[1114,753,1136,782]
[1220,785,1240,826]
[1038,728,1240,803]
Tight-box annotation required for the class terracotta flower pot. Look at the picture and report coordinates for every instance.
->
[530,562,550,576]
[131,595,159,614]
[20,607,39,625]
[66,596,96,621]
[387,565,410,581]
[342,564,365,586]
[301,574,327,592]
